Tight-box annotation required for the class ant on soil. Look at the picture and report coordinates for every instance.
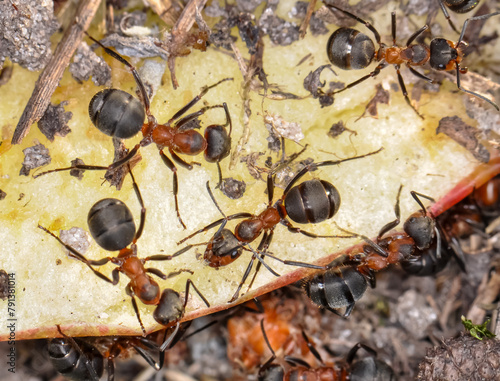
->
[34,33,234,229]
[38,165,209,336]
[48,321,203,381]
[177,147,383,302]
[258,319,395,380]
[325,3,499,117]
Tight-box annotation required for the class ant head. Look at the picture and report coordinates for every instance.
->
[429,38,458,71]
[403,211,435,250]
[153,289,184,326]
[88,198,136,251]
[210,229,242,260]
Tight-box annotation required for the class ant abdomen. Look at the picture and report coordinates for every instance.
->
[327,28,376,70]
[48,337,104,381]
[87,198,136,251]
[304,266,367,316]
[89,89,145,139]
[350,356,396,381]
[401,240,452,276]
[284,179,341,224]
[444,0,479,13]
[153,289,184,326]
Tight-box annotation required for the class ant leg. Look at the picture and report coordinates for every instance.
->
[168,78,234,124]
[55,325,102,381]
[145,246,194,262]
[144,268,167,279]
[259,319,279,368]
[183,279,210,309]
[177,212,252,244]
[281,218,355,240]
[394,65,424,119]
[334,223,388,257]
[159,150,186,229]
[457,12,500,46]
[85,33,156,128]
[173,104,226,130]
[438,0,461,34]
[126,285,147,336]
[130,340,162,370]
[159,321,181,352]
[406,24,429,46]
[408,66,434,83]
[33,144,141,179]
[333,63,386,95]
[391,12,397,45]
[455,62,499,110]
[300,329,324,365]
[169,149,199,170]
[128,164,146,242]
[37,225,117,284]
[345,342,377,364]
[230,254,258,303]
[282,148,383,196]
[246,231,273,292]
[377,184,403,240]
[105,341,122,381]
[410,191,434,213]
[325,4,381,44]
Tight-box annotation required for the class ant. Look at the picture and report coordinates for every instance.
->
[177,148,382,302]
[438,0,481,33]
[258,319,395,380]
[302,185,456,316]
[34,33,234,229]
[38,165,209,336]
[325,4,500,117]
[48,324,189,381]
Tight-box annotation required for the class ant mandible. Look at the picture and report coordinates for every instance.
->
[34,33,234,229]
[325,3,499,117]
[177,148,383,302]
[38,165,209,336]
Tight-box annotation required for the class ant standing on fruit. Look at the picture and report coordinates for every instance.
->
[177,147,382,302]
[38,165,209,336]
[324,3,499,117]
[34,33,234,229]
[301,184,463,317]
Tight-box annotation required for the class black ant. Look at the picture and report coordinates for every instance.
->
[325,4,500,117]
[34,33,234,229]
[302,185,456,316]
[177,148,382,302]
[48,324,188,381]
[258,319,395,381]
[439,0,481,33]
[38,165,209,336]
